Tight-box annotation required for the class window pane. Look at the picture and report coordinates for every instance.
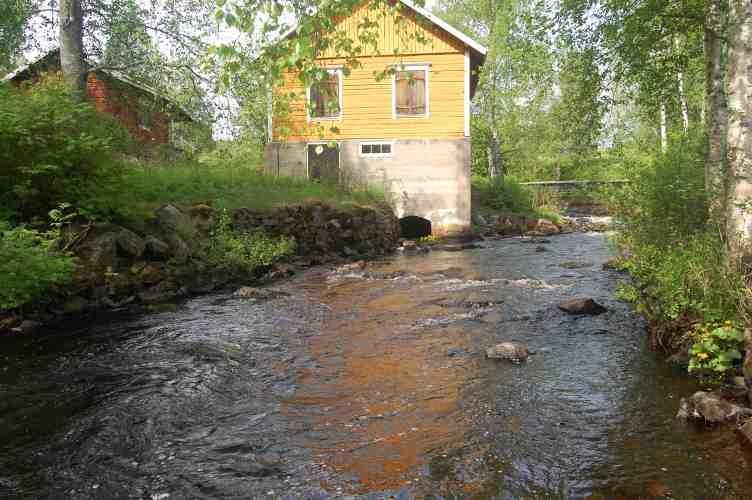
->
[311,72,339,117]
[382,144,391,154]
[373,144,382,154]
[395,70,426,115]
[362,144,372,154]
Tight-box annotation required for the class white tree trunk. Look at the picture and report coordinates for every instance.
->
[705,0,729,221]
[678,71,689,133]
[59,0,86,91]
[660,102,668,152]
[725,0,752,260]
[675,37,690,133]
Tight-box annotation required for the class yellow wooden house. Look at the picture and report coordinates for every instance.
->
[264,0,487,236]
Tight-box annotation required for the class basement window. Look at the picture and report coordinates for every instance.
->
[359,142,393,158]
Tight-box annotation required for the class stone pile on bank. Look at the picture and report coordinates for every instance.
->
[1,201,400,333]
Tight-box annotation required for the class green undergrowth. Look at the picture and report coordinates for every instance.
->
[611,136,748,377]
[473,176,562,222]
[207,209,295,275]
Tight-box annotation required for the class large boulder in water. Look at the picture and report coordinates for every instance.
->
[486,342,531,362]
[676,391,752,423]
[558,298,607,315]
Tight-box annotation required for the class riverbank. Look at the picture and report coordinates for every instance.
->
[0,201,400,334]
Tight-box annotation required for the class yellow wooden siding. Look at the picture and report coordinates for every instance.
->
[319,2,464,58]
[273,52,466,141]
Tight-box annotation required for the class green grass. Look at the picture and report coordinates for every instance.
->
[103,161,386,223]
[472,175,562,222]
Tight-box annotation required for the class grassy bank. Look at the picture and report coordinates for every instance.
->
[472,176,562,223]
[105,162,385,225]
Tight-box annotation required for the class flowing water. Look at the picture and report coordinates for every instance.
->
[2,232,752,499]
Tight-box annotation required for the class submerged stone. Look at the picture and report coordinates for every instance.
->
[485,342,530,362]
[558,298,607,315]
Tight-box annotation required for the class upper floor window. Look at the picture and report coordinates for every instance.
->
[393,66,429,118]
[308,69,342,120]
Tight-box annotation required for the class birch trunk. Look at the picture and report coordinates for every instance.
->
[660,102,668,153]
[705,0,729,221]
[678,71,689,133]
[725,0,752,261]
[59,0,86,91]
[675,36,690,133]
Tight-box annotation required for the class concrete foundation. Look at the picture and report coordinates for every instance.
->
[264,139,471,236]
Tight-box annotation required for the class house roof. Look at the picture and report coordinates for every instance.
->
[3,48,193,121]
[279,0,488,57]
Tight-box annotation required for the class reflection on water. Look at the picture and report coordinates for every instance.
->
[1,233,752,499]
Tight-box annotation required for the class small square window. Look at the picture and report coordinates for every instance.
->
[360,142,393,158]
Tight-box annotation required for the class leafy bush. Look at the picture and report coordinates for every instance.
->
[0,76,130,220]
[207,209,295,274]
[617,232,743,323]
[474,176,535,214]
[0,221,77,310]
[609,135,708,244]
[612,135,746,374]
[688,321,744,375]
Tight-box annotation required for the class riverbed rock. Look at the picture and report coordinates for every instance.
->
[485,342,531,362]
[495,214,527,236]
[75,225,120,279]
[139,263,166,285]
[740,418,752,445]
[233,286,279,300]
[189,204,215,232]
[558,297,607,315]
[11,320,43,334]
[676,390,752,423]
[144,236,170,260]
[472,212,488,226]
[116,228,145,258]
[155,204,189,231]
[532,219,560,236]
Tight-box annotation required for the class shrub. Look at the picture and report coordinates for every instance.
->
[612,135,746,374]
[0,76,130,221]
[474,176,535,214]
[0,221,77,310]
[207,209,295,274]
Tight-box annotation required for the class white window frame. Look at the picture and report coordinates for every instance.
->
[392,64,430,119]
[359,141,395,159]
[306,68,343,122]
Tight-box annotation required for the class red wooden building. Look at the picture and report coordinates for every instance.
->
[3,49,193,145]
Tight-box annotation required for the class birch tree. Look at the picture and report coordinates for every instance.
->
[705,0,729,220]
[724,0,752,260]
[59,0,85,91]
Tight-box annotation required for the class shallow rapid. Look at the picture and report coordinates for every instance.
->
[2,232,752,499]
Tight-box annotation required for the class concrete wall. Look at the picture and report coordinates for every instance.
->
[264,138,471,236]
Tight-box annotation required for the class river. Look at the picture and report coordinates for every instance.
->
[2,232,752,499]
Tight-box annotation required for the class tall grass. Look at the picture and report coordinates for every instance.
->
[99,161,386,224]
